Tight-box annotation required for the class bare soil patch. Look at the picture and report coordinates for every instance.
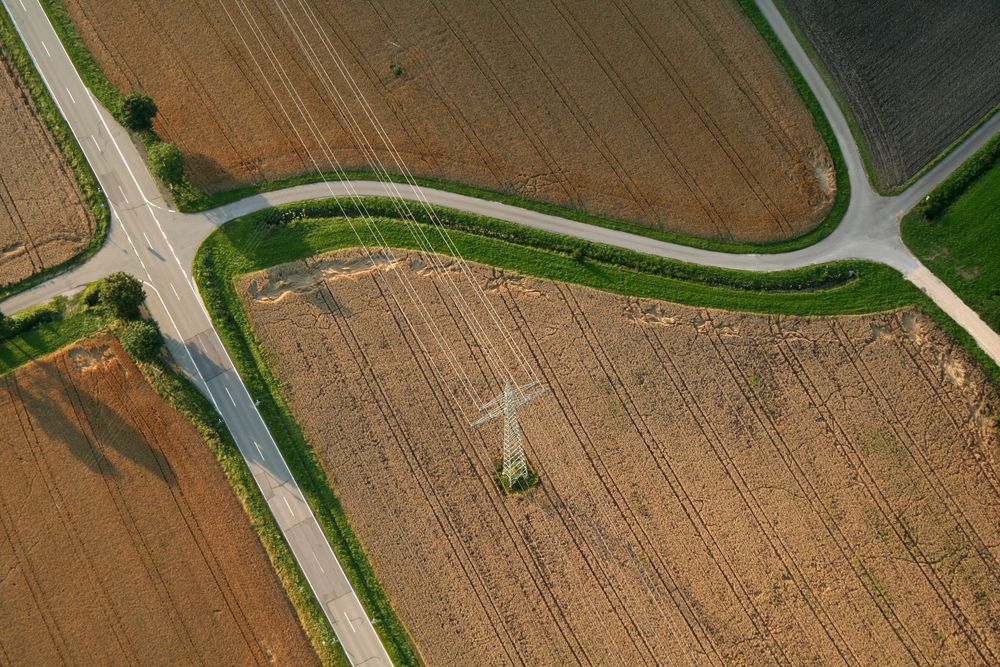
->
[239,250,1000,666]
[0,336,318,666]
[0,50,94,289]
[781,0,1000,189]
[62,0,832,242]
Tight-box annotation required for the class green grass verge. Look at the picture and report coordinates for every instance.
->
[770,0,1000,195]
[903,152,1000,340]
[41,0,846,254]
[0,295,103,374]
[0,285,347,666]
[194,198,1000,667]
[0,5,109,301]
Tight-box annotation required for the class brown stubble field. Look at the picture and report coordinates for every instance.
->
[238,250,1000,666]
[0,51,94,289]
[63,0,833,242]
[0,336,318,666]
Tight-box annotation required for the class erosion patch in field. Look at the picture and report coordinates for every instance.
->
[0,335,318,666]
[780,0,1000,190]
[59,0,833,243]
[238,249,1000,666]
[0,49,95,290]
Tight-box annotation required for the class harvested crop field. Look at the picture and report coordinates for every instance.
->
[0,336,317,666]
[0,50,94,289]
[239,250,1000,666]
[781,0,1000,189]
[62,0,833,242]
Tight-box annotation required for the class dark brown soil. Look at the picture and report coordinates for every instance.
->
[782,0,1000,188]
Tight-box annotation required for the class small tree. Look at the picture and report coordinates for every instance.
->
[100,272,145,319]
[119,92,158,132]
[0,310,7,338]
[148,141,185,185]
[118,319,163,363]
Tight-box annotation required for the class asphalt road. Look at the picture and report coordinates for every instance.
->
[2,0,1000,664]
[1,1,392,665]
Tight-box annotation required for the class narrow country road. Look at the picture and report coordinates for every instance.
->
[2,0,1000,665]
[1,1,393,665]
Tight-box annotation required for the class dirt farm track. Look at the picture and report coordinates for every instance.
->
[0,336,317,666]
[0,49,94,290]
[62,0,833,242]
[239,250,1000,666]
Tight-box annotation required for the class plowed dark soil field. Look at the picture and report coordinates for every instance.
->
[0,336,318,666]
[238,250,1000,666]
[62,0,834,242]
[0,50,94,289]
[782,0,1000,188]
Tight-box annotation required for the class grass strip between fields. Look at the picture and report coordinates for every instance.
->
[193,200,1000,667]
[903,135,1000,346]
[0,285,349,667]
[0,5,109,301]
[43,0,845,255]
[769,0,1000,195]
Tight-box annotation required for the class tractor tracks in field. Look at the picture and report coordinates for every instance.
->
[767,316,998,665]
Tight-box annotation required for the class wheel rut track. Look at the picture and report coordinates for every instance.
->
[500,283,727,667]
[95,353,276,666]
[558,283,815,666]
[0,376,75,666]
[425,275,662,667]
[50,354,208,667]
[313,277,542,667]
[543,0,733,238]
[480,0,657,220]
[827,320,1000,583]
[769,317,998,665]
[700,313,930,665]
[422,0,584,210]
[5,365,151,665]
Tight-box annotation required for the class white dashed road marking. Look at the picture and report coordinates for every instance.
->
[91,135,101,152]
[283,495,295,517]
[312,550,325,573]
[344,613,356,633]
[40,41,50,57]
[225,386,236,406]
[118,185,128,203]
[253,440,264,458]
[170,283,180,301]
[64,87,75,104]
[142,232,153,248]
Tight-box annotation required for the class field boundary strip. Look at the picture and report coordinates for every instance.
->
[0,2,108,301]
[41,0,848,256]
[0,285,351,666]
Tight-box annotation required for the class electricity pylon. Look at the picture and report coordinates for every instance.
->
[471,380,547,487]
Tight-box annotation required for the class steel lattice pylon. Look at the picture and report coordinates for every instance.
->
[471,380,547,486]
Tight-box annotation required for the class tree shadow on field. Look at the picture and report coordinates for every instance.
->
[16,357,177,487]
[184,151,238,195]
